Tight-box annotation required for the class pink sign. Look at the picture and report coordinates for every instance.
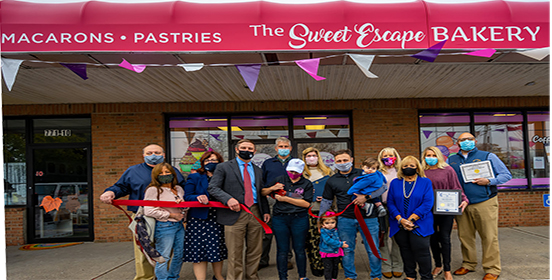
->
[0,0,548,53]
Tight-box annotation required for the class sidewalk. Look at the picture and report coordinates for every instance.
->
[6,226,550,280]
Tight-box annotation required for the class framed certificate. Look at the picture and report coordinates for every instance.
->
[433,189,462,215]
[460,160,495,182]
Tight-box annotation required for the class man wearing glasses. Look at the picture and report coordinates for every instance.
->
[447,133,512,280]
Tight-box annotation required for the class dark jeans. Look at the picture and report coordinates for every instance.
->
[272,212,309,280]
[430,214,454,271]
[322,257,340,280]
[394,229,432,280]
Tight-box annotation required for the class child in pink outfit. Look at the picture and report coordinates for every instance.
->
[319,213,349,280]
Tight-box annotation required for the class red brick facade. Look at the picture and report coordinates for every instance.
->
[3,96,549,244]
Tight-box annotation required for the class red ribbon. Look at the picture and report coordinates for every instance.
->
[111,200,272,234]
[309,202,386,261]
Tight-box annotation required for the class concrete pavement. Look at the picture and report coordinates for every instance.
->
[6,226,550,280]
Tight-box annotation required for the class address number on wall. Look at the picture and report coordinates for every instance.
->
[44,129,72,137]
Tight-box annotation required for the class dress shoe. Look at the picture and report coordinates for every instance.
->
[258,263,269,270]
[392,272,403,278]
[287,261,294,270]
[372,278,381,280]
[382,272,393,279]
[432,267,443,276]
[453,267,474,275]
[482,273,499,280]
[344,278,354,280]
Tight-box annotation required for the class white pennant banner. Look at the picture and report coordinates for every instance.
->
[178,63,205,72]
[348,54,378,78]
[1,58,24,91]
[517,47,550,61]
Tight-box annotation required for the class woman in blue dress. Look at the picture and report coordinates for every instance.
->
[183,151,227,280]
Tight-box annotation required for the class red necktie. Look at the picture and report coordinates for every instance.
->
[243,163,254,207]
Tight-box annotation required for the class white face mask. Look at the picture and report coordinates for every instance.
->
[306,156,318,165]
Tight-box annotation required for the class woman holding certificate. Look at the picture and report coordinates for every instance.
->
[387,156,434,280]
[422,147,469,280]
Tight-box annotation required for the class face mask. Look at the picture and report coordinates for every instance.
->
[335,162,353,172]
[158,174,174,184]
[145,154,164,165]
[305,157,318,166]
[460,140,476,151]
[402,167,417,176]
[278,149,290,157]
[425,157,438,166]
[287,171,302,180]
[204,163,218,172]
[382,157,396,166]
[238,150,254,160]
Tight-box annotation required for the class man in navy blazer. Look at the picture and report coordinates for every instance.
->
[208,139,270,280]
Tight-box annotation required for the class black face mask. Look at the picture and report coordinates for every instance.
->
[402,167,417,176]
[238,150,254,160]
[204,162,218,172]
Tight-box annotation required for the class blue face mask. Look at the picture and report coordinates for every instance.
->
[204,162,218,172]
[278,149,290,157]
[460,140,476,151]
[425,157,438,166]
[144,154,164,165]
[335,162,353,172]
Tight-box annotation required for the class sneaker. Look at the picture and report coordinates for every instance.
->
[363,203,374,216]
[376,205,387,217]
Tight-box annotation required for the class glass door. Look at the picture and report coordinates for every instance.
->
[30,147,92,242]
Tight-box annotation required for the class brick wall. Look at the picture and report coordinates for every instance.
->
[3,96,549,243]
[5,208,26,246]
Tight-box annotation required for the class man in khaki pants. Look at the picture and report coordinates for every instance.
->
[100,144,185,280]
[447,133,512,280]
[208,139,270,280]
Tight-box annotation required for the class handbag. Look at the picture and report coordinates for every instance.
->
[128,206,156,239]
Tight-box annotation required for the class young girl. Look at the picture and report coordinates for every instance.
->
[319,213,349,280]
[144,163,187,280]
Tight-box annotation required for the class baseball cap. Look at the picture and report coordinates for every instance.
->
[286,158,305,173]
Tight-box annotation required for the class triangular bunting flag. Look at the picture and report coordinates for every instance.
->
[306,132,317,138]
[119,58,146,73]
[1,58,24,91]
[446,132,456,138]
[60,63,88,80]
[236,64,261,92]
[464,48,496,58]
[235,135,245,139]
[186,133,196,145]
[210,134,222,141]
[423,130,433,139]
[412,40,447,62]
[179,63,204,72]
[330,130,340,137]
[517,47,550,60]
[258,135,268,140]
[348,54,378,78]
[295,58,326,81]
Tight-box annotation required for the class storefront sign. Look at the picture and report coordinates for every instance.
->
[1,0,548,52]
[44,129,72,137]
[532,135,550,144]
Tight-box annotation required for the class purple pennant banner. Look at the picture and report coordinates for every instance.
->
[412,40,447,62]
[210,134,222,141]
[446,132,456,138]
[423,130,433,139]
[60,63,88,80]
[509,137,523,142]
[236,64,261,92]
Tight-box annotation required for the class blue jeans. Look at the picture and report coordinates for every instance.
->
[338,216,382,279]
[272,212,309,280]
[154,221,185,280]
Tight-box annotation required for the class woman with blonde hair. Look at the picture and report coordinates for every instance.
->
[387,156,434,280]
[422,146,468,280]
[144,163,187,280]
[376,147,403,278]
[301,147,333,277]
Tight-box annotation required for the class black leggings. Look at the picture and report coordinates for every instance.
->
[430,214,455,271]
[394,229,433,280]
[322,257,340,280]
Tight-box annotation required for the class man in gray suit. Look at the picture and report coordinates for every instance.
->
[208,139,270,280]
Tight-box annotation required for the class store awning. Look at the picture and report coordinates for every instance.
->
[1,0,549,52]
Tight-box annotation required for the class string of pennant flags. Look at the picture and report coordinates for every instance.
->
[1,40,549,92]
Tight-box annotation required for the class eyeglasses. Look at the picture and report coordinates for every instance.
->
[458,137,475,142]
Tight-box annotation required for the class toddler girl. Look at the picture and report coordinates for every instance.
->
[319,213,349,280]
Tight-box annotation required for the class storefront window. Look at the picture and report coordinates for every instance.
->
[293,115,350,139]
[419,113,470,159]
[33,118,91,143]
[528,111,550,188]
[169,117,229,175]
[230,116,289,140]
[3,119,27,206]
[474,112,526,188]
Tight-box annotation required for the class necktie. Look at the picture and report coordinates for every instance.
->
[243,163,254,207]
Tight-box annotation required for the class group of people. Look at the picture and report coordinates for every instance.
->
[99,131,511,280]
